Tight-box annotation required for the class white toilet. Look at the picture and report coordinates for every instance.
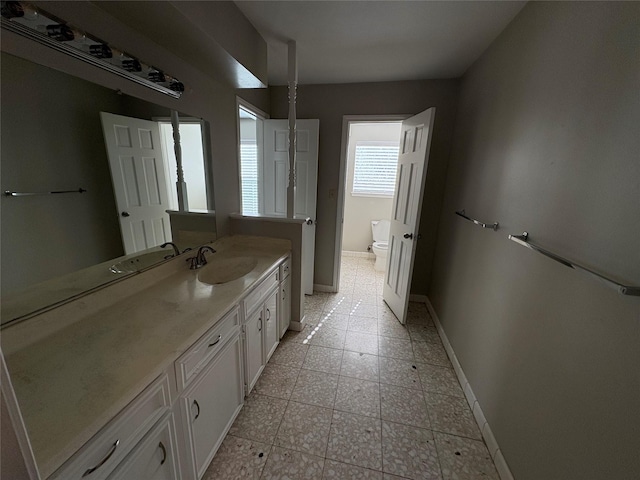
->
[371,220,390,271]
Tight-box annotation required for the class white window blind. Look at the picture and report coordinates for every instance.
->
[240,142,259,214]
[352,142,400,197]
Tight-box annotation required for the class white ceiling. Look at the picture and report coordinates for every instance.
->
[235,1,526,86]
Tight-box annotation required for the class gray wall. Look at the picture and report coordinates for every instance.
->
[1,53,125,294]
[270,80,460,292]
[429,2,640,479]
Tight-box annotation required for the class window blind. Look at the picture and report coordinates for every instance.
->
[240,142,259,214]
[352,143,400,197]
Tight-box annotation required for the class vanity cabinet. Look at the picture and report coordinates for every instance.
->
[49,375,172,480]
[241,263,283,394]
[106,412,180,480]
[279,258,291,339]
[178,333,243,479]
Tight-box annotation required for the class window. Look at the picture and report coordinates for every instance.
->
[240,141,259,214]
[238,103,263,215]
[352,142,400,197]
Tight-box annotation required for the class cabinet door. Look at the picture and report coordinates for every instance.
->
[107,413,180,480]
[244,308,264,393]
[181,336,243,479]
[279,276,291,339]
[263,289,279,362]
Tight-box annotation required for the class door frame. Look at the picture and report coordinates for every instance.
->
[332,114,410,293]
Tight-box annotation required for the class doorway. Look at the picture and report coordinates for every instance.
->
[334,116,407,292]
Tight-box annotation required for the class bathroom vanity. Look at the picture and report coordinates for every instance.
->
[1,235,292,480]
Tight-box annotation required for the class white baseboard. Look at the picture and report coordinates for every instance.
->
[424,297,515,480]
[341,250,374,259]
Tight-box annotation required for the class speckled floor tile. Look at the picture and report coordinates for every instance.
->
[378,337,415,361]
[425,393,481,440]
[380,383,431,429]
[323,460,383,479]
[412,341,450,367]
[291,369,339,408]
[348,315,379,334]
[334,376,381,418]
[303,345,343,374]
[281,324,314,344]
[377,319,410,340]
[379,357,421,390]
[253,364,299,400]
[381,421,441,480]
[326,411,383,470]
[407,325,441,345]
[383,474,411,479]
[269,341,309,368]
[306,326,347,349]
[228,393,288,443]
[345,331,379,355]
[351,302,379,319]
[202,435,270,480]
[325,294,354,309]
[378,309,400,323]
[417,364,464,398]
[324,298,354,315]
[341,351,379,382]
[261,446,325,480]
[319,312,350,330]
[275,401,332,456]
[434,432,499,480]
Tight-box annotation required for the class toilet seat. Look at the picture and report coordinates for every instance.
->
[373,241,388,250]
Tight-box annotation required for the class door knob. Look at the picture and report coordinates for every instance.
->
[306,218,314,225]
[121,211,130,217]
[403,233,413,239]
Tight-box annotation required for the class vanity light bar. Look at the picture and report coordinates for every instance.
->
[0,1,184,97]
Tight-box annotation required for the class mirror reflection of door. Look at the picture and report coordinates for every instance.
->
[101,113,209,255]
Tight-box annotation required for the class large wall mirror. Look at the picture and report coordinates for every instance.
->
[1,52,215,325]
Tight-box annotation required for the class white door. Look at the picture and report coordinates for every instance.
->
[383,108,436,324]
[101,112,172,255]
[263,119,319,295]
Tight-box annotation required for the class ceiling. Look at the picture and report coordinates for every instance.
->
[235,1,527,86]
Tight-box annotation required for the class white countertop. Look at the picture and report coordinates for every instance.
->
[1,235,290,479]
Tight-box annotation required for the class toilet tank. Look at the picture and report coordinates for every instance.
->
[371,220,390,242]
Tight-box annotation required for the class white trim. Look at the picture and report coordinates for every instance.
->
[333,114,411,295]
[423,297,515,480]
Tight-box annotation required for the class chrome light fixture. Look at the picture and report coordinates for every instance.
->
[1,1,185,97]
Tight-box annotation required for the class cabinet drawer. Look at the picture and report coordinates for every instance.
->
[280,257,291,280]
[106,412,180,480]
[175,306,239,391]
[51,375,171,480]
[243,268,279,317]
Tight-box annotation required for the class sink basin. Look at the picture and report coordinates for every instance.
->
[110,251,172,274]
[197,256,258,285]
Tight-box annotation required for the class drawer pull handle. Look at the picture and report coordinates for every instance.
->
[82,439,120,477]
[208,334,222,348]
[258,317,262,332]
[266,308,271,322]
[193,399,200,420]
[159,442,167,465]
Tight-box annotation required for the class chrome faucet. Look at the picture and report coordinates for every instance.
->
[187,245,216,269]
[160,242,181,259]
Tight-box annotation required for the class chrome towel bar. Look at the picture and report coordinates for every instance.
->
[4,188,86,197]
[508,232,639,296]
[455,210,499,231]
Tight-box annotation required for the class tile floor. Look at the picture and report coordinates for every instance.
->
[204,255,499,480]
